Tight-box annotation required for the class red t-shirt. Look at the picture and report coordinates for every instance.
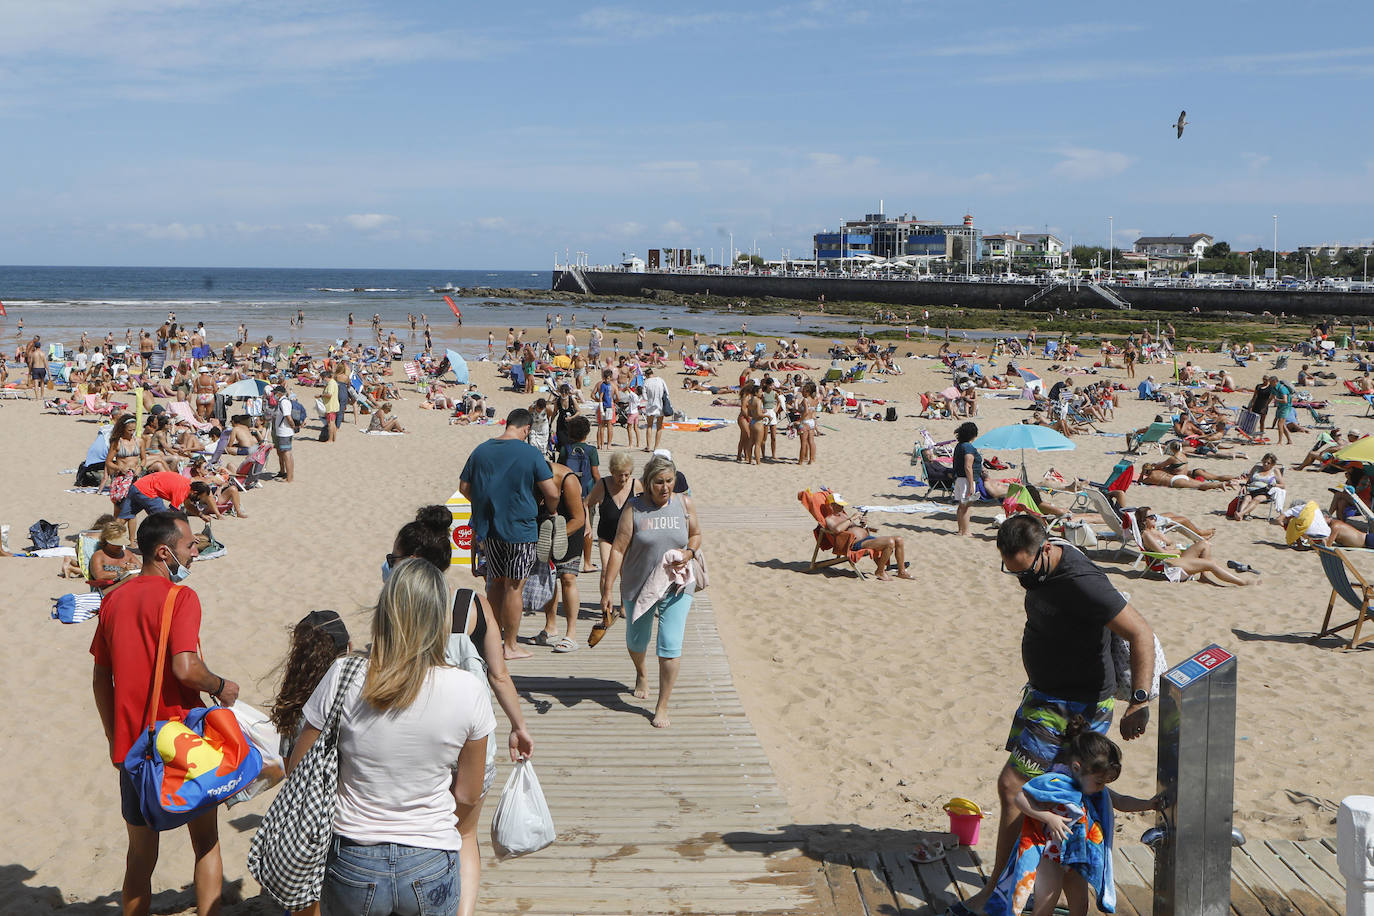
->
[133,471,191,506]
[90,576,204,763]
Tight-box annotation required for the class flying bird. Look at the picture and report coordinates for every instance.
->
[1174,110,1188,139]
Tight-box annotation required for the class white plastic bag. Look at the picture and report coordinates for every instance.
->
[490,759,555,857]
[226,702,285,807]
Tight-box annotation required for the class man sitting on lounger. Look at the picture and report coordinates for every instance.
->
[821,502,915,582]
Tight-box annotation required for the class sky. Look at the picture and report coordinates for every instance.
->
[1,0,1372,269]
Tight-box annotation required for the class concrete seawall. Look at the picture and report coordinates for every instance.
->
[554,269,1374,318]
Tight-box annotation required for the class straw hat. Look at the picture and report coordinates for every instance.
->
[99,523,128,546]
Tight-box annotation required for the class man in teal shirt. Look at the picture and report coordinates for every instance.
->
[460,408,559,660]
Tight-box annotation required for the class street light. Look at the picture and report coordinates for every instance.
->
[1108,216,1114,279]
[1365,248,1370,284]
[1273,215,1278,276]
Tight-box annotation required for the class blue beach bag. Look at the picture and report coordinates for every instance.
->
[122,585,262,831]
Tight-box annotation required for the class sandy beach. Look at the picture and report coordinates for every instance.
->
[0,319,1368,911]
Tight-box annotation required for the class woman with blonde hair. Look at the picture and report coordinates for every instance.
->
[599,454,702,728]
[287,558,495,914]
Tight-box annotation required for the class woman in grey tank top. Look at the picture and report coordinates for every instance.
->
[598,454,702,728]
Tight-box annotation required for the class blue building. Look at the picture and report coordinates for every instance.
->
[813,210,981,266]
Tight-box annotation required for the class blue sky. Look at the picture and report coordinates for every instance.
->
[1,1,1371,269]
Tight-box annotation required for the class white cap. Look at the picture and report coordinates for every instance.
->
[652,448,672,461]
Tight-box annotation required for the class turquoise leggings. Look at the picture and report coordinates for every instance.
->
[626,590,693,658]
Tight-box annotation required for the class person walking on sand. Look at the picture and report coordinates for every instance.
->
[952,515,1156,916]
[460,408,560,661]
[641,366,669,453]
[90,510,241,916]
[597,454,702,728]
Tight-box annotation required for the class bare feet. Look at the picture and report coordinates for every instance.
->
[896,569,916,580]
[652,711,671,728]
[504,647,533,660]
[632,677,649,699]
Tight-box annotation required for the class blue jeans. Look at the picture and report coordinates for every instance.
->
[323,838,459,916]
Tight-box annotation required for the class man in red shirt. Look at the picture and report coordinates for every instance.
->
[116,470,215,543]
[91,510,241,916]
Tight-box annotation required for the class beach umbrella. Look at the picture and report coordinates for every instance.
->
[446,349,469,384]
[219,378,269,399]
[1334,436,1374,464]
[974,424,1076,480]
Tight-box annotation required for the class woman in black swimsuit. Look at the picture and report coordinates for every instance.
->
[584,450,639,605]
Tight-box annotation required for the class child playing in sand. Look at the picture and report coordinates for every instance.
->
[986,717,1162,916]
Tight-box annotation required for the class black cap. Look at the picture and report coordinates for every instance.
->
[301,609,349,651]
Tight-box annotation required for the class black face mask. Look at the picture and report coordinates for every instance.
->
[1004,541,1048,589]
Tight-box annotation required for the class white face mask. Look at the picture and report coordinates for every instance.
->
[381,558,393,582]
[163,551,191,583]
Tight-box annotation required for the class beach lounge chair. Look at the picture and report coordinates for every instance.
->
[233,441,273,489]
[169,400,212,432]
[918,448,957,499]
[1341,485,1374,531]
[1070,486,1138,564]
[1121,513,1187,580]
[821,368,843,383]
[1314,545,1374,648]
[1125,421,1172,455]
[1272,354,1289,370]
[1307,404,1333,428]
[797,489,881,580]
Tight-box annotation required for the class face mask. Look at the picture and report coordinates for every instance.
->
[164,552,191,583]
[381,559,393,582]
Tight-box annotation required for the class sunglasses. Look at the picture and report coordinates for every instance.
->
[1001,540,1046,576]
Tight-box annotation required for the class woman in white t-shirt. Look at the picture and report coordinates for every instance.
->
[290,558,496,916]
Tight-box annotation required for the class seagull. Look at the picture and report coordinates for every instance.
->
[1174,110,1188,139]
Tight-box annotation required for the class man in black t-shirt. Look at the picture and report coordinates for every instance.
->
[959,515,1156,916]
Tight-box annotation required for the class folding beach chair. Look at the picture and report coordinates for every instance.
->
[1120,512,1187,580]
[821,368,843,383]
[1314,546,1374,649]
[1072,487,1138,564]
[1308,404,1333,428]
[919,449,957,499]
[169,400,212,432]
[1272,354,1289,370]
[403,361,420,382]
[1341,485,1374,530]
[233,441,273,489]
[1125,422,1172,455]
[797,489,881,580]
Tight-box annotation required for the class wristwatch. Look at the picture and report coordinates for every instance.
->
[1130,688,1150,705]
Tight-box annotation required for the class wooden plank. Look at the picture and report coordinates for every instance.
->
[944,845,986,901]
[852,851,898,916]
[878,846,926,915]
[1114,846,1156,916]
[1245,841,1340,916]
[1294,839,1345,891]
[1265,840,1345,912]
[823,860,867,916]
[1230,844,1303,916]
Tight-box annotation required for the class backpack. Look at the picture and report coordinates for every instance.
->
[446,589,497,777]
[289,399,306,429]
[565,445,595,498]
[29,519,66,551]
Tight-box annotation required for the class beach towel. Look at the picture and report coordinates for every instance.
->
[888,476,927,487]
[986,770,1115,916]
[854,502,950,515]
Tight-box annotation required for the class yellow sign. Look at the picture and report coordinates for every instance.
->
[446,489,473,567]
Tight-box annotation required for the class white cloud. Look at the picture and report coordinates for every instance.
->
[660,220,688,235]
[344,213,397,231]
[576,7,738,39]
[112,221,206,240]
[1051,148,1131,181]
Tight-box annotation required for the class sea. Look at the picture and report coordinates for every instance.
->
[0,266,860,354]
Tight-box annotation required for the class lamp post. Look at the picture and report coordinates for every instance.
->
[1365,248,1370,284]
[1273,215,1278,276]
[1108,216,1114,280]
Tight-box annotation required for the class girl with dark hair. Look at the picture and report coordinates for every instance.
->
[952,422,1007,536]
[986,717,1161,916]
[269,609,351,746]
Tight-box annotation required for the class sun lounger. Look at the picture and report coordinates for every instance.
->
[1125,422,1171,455]
[233,441,273,489]
[1314,545,1374,648]
[169,400,212,432]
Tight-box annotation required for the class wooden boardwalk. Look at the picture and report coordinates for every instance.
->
[474,590,821,915]
[826,836,1347,916]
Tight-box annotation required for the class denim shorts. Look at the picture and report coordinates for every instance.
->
[323,838,460,916]
[119,485,169,520]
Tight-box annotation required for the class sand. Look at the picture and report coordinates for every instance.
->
[0,324,1367,909]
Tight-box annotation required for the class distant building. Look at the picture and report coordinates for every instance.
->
[982,232,1064,266]
[1298,243,1347,259]
[1133,234,1213,259]
[813,210,982,266]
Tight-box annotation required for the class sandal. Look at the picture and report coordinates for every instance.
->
[552,636,580,653]
[533,630,557,647]
[587,612,616,648]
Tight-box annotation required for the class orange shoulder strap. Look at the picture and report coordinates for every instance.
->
[141,584,183,732]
